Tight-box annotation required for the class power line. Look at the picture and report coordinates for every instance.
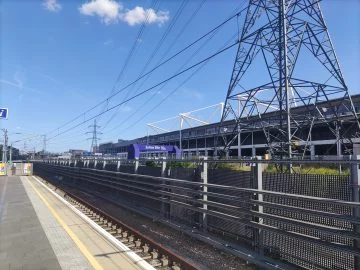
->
[47,40,240,142]
[44,8,244,139]
[101,1,247,135]
[105,32,239,138]
[98,0,161,119]
[103,25,225,135]
[102,0,189,129]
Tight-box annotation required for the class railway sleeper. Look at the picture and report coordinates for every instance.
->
[161,256,169,266]
[171,262,181,270]
[151,249,159,259]
[117,237,129,243]
[141,254,152,260]
[125,242,135,248]
[142,244,150,253]
[149,259,162,267]
[49,184,191,270]
[135,239,142,247]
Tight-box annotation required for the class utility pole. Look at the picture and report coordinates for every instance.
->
[86,119,102,153]
[42,135,47,154]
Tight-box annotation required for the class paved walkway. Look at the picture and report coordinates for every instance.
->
[0,176,142,270]
[0,176,63,270]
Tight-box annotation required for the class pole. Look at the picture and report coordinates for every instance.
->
[161,158,167,217]
[253,157,264,254]
[202,157,208,231]
[351,155,360,269]
[280,0,292,161]
[179,117,183,159]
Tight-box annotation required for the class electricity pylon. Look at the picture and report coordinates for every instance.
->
[218,0,359,158]
[86,119,102,153]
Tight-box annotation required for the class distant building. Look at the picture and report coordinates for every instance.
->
[99,95,360,159]
[69,149,85,158]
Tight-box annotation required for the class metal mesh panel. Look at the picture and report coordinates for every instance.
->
[119,165,135,174]
[207,170,253,242]
[262,172,354,270]
[138,166,162,177]
[167,167,201,226]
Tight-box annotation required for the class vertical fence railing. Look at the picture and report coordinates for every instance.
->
[351,155,360,269]
[35,158,360,270]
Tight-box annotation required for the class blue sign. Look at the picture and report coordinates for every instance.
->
[0,108,8,119]
[128,144,180,159]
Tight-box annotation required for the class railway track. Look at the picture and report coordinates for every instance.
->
[39,177,199,270]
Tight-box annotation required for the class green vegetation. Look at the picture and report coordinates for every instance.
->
[167,161,197,168]
[145,160,157,167]
[215,163,252,172]
[265,164,350,175]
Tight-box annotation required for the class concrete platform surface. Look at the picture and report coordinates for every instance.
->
[0,176,142,270]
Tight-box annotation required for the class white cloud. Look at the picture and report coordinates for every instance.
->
[120,6,169,26]
[79,0,122,24]
[0,71,42,94]
[43,0,62,12]
[79,0,169,26]
[103,39,113,46]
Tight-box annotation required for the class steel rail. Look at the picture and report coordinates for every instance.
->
[40,175,199,270]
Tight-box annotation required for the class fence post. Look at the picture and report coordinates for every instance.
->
[202,157,208,231]
[351,155,360,269]
[117,160,121,171]
[161,158,167,217]
[103,160,106,170]
[134,158,139,174]
[253,158,264,254]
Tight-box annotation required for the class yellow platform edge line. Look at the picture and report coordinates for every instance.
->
[26,177,103,270]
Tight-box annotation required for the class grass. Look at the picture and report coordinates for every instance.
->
[265,164,350,175]
[167,161,197,168]
[215,163,252,172]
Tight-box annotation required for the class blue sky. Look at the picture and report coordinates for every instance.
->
[0,0,359,153]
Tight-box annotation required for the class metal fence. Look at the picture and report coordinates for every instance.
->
[34,158,360,270]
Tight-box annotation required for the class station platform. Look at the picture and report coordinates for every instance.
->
[0,176,142,270]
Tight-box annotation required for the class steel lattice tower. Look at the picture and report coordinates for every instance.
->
[218,0,360,158]
[87,119,102,153]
